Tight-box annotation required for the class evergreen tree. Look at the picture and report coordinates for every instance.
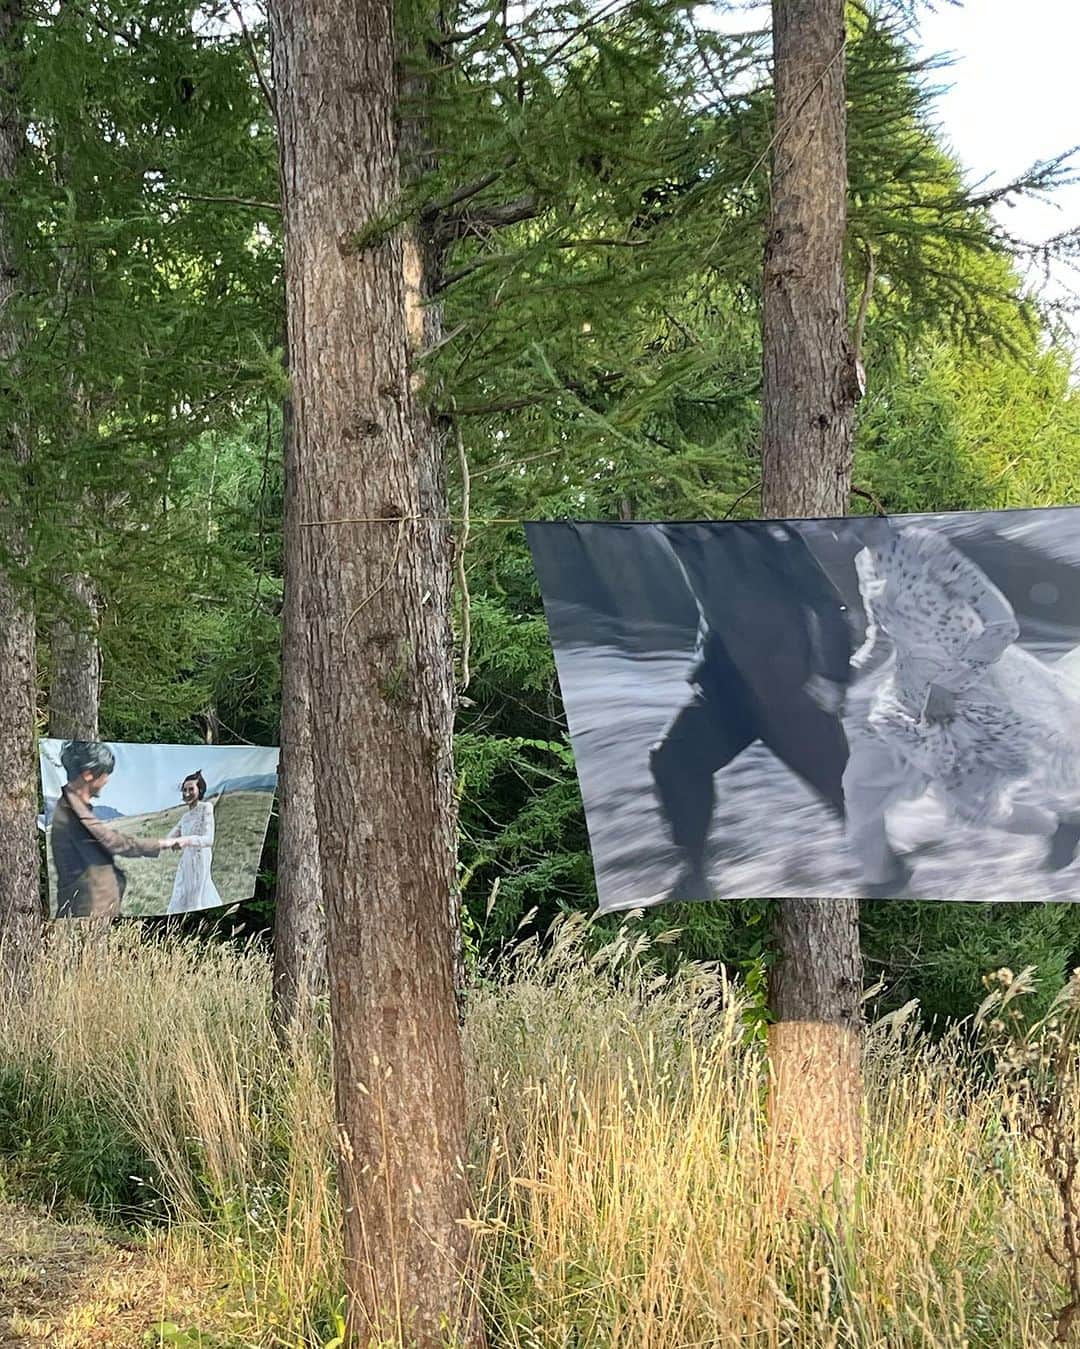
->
[0,0,42,983]
[271,0,478,1337]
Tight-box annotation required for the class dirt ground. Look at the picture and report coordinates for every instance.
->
[0,1204,209,1347]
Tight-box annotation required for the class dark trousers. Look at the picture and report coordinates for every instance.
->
[650,656,848,862]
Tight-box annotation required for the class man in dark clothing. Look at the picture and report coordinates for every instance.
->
[649,522,854,897]
[51,741,177,917]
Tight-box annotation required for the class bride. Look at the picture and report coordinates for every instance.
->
[843,516,1080,893]
[166,771,223,914]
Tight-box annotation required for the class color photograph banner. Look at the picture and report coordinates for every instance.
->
[39,741,279,918]
[527,509,1080,910]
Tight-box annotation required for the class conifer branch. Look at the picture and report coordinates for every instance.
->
[228,0,277,122]
[174,192,280,212]
[963,148,1079,212]
[436,233,645,291]
[69,4,140,49]
[431,172,504,214]
[437,18,492,46]
[434,192,541,243]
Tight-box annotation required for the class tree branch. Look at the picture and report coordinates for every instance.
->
[433,192,541,243]
[435,232,645,292]
[430,171,504,214]
[174,192,280,212]
[68,3,140,48]
[851,484,887,516]
[229,0,277,122]
[449,395,540,415]
[436,18,492,45]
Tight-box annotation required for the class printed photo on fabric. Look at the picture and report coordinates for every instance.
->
[527,509,1080,910]
[39,740,280,919]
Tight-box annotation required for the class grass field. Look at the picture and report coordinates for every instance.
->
[1,923,1078,1346]
[44,791,274,917]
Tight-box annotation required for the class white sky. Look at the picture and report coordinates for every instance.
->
[916,0,1080,319]
[700,2,1079,324]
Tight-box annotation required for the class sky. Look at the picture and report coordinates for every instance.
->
[702,1,1079,324]
[39,741,279,817]
[915,0,1080,318]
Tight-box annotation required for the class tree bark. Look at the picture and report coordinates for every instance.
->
[0,573,40,983]
[47,110,102,749]
[400,41,468,1014]
[761,0,863,1200]
[0,0,41,986]
[48,572,101,741]
[273,379,326,1032]
[270,0,478,1342]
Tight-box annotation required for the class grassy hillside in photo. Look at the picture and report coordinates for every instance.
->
[44,791,275,917]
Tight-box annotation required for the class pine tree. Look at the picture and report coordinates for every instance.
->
[270,0,478,1339]
[273,373,325,1030]
[0,0,42,982]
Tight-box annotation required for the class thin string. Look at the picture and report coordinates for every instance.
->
[339,516,408,653]
[303,514,524,526]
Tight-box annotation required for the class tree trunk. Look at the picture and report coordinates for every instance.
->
[0,570,40,982]
[270,0,478,1342]
[0,0,41,985]
[761,0,863,1200]
[48,121,102,748]
[399,54,467,1014]
[48,572,101,741]
[273,380,326,1032]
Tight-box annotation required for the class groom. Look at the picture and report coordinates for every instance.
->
[51,741,179,917]
[648,522,854,898]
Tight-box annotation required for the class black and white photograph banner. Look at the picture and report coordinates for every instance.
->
[526,509,1080,910]
[39,740,280,919]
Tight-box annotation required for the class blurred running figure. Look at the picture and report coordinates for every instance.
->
[844,516,1080,895]
[649,522,855,899]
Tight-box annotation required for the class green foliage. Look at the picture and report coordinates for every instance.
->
[0,1062,167,1221]
[0,0,283,749]
[435,2,1080,1010]
[863,902,1080,1024]
[98,419,285,745]
[4,0,1080,1022]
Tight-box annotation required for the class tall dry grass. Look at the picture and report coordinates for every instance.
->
[0,927,340,1342]
[0,918,1072,1346]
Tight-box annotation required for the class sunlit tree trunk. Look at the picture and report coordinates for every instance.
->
[270,0,479,1339]
[761,0,864,1200]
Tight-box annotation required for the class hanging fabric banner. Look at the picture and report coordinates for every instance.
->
[526,509,1080,911]
[39,740,279,919]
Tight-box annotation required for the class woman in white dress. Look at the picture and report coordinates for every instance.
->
[166,771,223,914]
[843,517,1080,893]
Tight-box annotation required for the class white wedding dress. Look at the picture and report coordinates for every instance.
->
[850,526,1080,825]
[840,523,1080,895]
[166,799,223,914]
